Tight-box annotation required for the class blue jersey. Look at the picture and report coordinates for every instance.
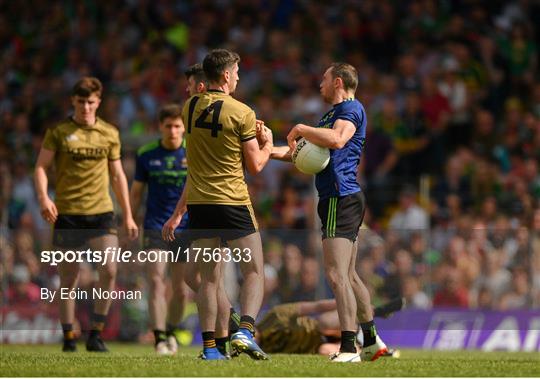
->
[135,140,188,231]
[315,99,366,199]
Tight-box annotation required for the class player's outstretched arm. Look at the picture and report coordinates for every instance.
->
[34,147,58,224]
[109,159,138,239]
[296,299,337,315]
[270,146,293,162]
[162,179,188,241]
[287,120,356,150]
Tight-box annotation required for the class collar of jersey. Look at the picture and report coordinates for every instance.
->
[70,116,99,128]
[333,98,355,107]
[207,89,226,93]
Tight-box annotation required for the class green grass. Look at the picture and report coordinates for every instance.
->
[1,343,539,377]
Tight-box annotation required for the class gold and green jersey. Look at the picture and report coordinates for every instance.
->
[42,117,121,215]
[182,90,256,205]
[257,303,322,354]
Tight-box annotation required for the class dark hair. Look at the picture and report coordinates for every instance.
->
[72,77,103,98]
[159,104,182,123]
[184,63,208,88]
[203,49,240,83]
[329,63,358,92]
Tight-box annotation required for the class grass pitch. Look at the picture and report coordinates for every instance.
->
[1,343,539,377]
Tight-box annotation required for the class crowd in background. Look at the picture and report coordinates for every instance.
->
[1,0,540,339]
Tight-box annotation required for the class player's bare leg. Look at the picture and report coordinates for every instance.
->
[183,259,200,291]
[166,262,191,352]
[168,263,187,328]
[347,239,388,361]
[145,255,171,354]
[194,238,226,360]
[215,262,230,338]
[58,259,80,352]
[228,233,264,318]
[183,255,238,356]
[322,237,359,362]
[147,259,167,330]
[348,241,372,323]
[214,261,234,357]
[88,234,118,352]
[228,233,268,360]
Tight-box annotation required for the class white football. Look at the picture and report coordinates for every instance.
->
[292,138,330,174]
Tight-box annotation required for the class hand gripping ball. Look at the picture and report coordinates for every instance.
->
[292,138,330,175]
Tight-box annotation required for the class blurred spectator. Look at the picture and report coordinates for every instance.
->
[263,264,280,309]
[380,249,413,301]
[277,244,303,303]
[388,186,429,239]
[471,250,511,304]
[402,275,431,310]
[497,267,532,310]
[433,269,469,308]
[291,257,319,302]
[7,265,41,305]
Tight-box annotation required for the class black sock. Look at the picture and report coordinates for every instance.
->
[88,330,101,339]
[229,308,240,335]
[153,330,167,345]
[62,323,75,341]
[202,331,216,349]
[166,323,175,336]
[216,337,229,352]
[90,313,106,333]
[360,320,377,346]
[340,331,357,353]
[239,315,255,335]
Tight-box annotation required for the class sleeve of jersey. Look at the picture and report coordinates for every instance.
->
[42,128,58,151]
[108,129,121,160]
[240,110,257,142]
[336,105,363,129]
[134,153,148,182]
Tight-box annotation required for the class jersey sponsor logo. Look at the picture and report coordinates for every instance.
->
[149,159,162,166]
[65,134,79,142]
[67,147,108,161]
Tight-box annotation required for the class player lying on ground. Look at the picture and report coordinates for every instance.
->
[256,298,404,356]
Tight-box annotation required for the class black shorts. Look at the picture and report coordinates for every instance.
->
[187,204,258,242]
[317,191,366,242]
[143,229,190,263]
[53,212,117,249]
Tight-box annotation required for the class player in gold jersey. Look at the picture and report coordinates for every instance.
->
[257,298,403,357]
[165,49,273,360]
[163,64,242,358]
[34,77,138,352]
